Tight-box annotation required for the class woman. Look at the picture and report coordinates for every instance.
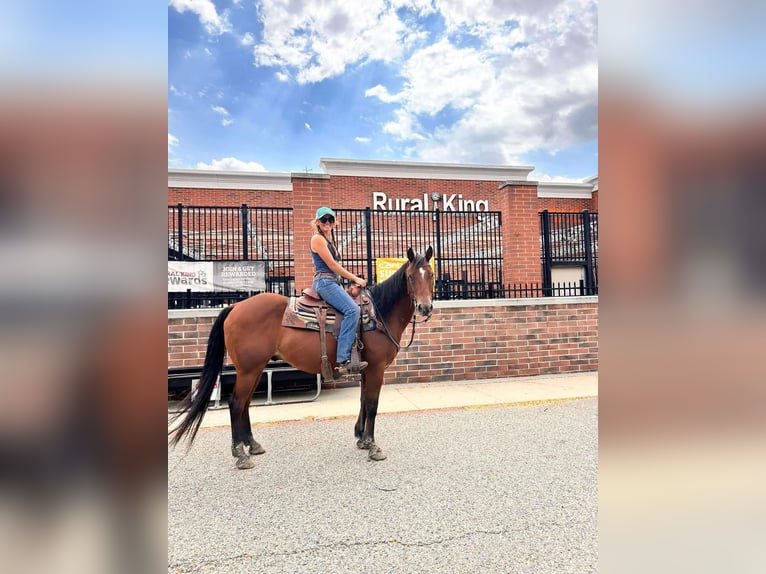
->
[310,206,368,375]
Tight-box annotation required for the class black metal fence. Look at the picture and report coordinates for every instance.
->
[332,208,504,300]
[540,210,598,297]
[168,204,294,306]
[168,204,598,308]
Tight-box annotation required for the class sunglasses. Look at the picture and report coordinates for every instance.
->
[319,215,335,224]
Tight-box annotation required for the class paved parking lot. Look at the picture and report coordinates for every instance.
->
[169,398,597,573]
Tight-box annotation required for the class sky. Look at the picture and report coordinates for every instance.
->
[168,0,598,182]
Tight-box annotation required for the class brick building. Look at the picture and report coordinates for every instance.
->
[168,158,598,295]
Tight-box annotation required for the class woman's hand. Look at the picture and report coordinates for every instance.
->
[355,277,367,288]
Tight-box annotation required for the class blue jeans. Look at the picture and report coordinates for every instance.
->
[312,277,360,364]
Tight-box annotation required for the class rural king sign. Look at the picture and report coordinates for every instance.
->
[372,191,489,212]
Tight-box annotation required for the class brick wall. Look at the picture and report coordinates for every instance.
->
[538,197,594,212]
[168,187,292,207]
[168,297,598,385]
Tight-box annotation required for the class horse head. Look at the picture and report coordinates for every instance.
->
[406,246,434,318]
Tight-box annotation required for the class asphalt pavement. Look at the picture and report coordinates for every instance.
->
[168,372,598,573]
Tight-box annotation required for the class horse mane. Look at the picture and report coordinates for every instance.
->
[369,254,427,318]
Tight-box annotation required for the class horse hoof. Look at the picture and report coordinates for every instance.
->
[249,442,265,455]
[368,446,387,461]
[357,439,371,450]
[236,456,255,470]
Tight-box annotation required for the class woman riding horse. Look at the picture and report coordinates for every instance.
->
[169,245,434,469]
[310,206,368,376]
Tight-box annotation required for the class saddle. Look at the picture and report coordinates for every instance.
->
[282,284,376,381]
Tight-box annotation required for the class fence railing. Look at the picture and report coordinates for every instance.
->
[540,210,598,296]
[168,281,597,309]
[168,204,295,296]
[168,205,598,308]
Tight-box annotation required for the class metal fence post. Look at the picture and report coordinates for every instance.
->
[582,210,593,294]
[365,207,373,282]
[541,210,553,296]
[177,203,184,259]
[241,203,249,260]
[434,208,444,299]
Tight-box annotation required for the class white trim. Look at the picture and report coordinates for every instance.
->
[435,296,597,309]
[169,308,223,319]
[168,169,293,191]
[320,157,534,181]
[168,297,598,319]
[536,181,594,199]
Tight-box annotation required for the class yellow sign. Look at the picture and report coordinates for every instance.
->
[375,258,436,284]
[375,258,407,282]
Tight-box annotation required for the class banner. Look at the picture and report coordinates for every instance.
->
[168,261,266,292]
[375,258,406,282]
[375,257,435,283]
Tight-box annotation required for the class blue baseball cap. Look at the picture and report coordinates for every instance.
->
[316,206,335,219]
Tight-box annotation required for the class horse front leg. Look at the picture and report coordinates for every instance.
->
[357,372,386,461]
[355,376,366,442]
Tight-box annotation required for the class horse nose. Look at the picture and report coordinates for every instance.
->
[418,303,433,316]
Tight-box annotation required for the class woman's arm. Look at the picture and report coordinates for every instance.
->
[310,234,367,286]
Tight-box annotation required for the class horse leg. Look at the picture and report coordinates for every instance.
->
[358,373,386,461]
[229,365,266,470]
[354,377,366,442]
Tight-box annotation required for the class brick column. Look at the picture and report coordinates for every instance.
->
[498,182,541,286]
[291,173,332,292]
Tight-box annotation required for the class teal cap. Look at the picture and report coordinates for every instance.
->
[316,206,335,219]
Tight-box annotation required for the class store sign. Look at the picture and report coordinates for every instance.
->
[168,261,266,292]
[372,191,489,212]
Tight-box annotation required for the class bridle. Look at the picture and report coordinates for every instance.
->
[365,264,433,352]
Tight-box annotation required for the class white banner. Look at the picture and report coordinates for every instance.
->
[168,261,266,292]
[168,261,214,292]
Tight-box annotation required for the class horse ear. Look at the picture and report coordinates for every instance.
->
[425,246,433,261]
[407,247,415,261]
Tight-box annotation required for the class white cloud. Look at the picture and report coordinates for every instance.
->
[275,70,290,82]
[211,105,233,127]
[369,0,598,164]
[196,157,267,171]
[169,0,232,35]
[168,133,179,153]
[240,32,254,46]
[383,109,425,141]
[364,84,400,104]
[252,0,427,84]
[304,122,312,131]
[355,136,372,143]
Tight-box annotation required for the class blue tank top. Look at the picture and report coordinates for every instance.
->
[311,235,339,274]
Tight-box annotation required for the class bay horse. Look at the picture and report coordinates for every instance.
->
[169,247,434,469]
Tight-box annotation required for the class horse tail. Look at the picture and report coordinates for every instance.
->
[169,305,234,447]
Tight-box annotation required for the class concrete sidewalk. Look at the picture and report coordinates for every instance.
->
[191,371,598,429]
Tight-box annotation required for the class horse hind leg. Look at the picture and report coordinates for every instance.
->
[229,364,267,470]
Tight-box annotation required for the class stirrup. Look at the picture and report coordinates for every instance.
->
[335,360,368,376]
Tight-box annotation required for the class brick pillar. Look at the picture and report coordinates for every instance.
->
[498,182,540,286]
[291,173,332,292]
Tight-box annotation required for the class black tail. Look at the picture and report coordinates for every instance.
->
[169,305,234,447]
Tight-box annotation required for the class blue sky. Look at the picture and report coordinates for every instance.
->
[168,0,598,181]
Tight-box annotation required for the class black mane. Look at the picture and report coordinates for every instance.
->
[368,254,427,318]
